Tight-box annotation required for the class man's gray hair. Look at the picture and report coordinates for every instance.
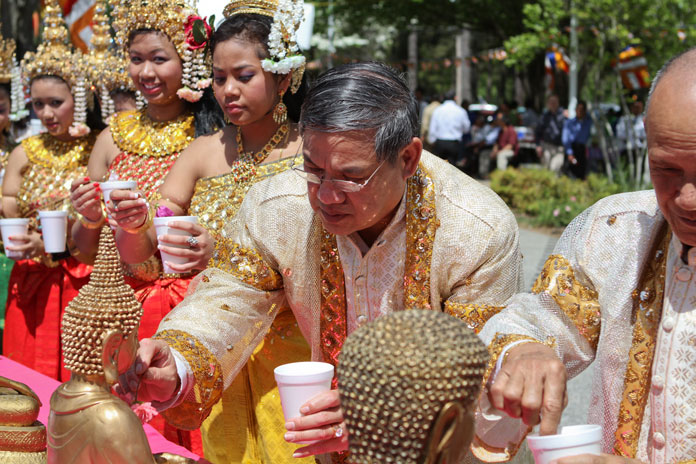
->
[299,61,419,164]
[647,46,696,113]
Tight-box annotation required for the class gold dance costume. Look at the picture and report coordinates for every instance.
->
[187,156,312,463]
[108,108,195,339]
[3,133,96,382]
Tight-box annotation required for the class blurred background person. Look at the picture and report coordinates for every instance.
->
[427,90,470,165]
[535,94,565,173]
[492,112,519,172]
[562,100,593,179]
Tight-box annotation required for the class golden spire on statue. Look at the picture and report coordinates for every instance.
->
[47,227,194,463]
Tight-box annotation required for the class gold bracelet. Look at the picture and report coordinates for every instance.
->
[77,211,106,230]
[121,205,153,234]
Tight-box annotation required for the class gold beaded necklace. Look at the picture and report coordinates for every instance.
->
[235,123,289,165]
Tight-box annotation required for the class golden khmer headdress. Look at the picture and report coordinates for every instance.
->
[224,0,305,93]
[87,0,136,122]
[337,310,489,464]
[0,27,16,83]
[21,0,90,135]
[62,226,144,378]
[21,0,83,90]
[0,27,28,122]
[112,0,212,102]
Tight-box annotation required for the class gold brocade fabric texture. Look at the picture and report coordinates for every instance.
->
[157,152,522,464]
[108,109,193,281]
[189,157,295,240]
[188,157,312,464]
[18,134,95,218]
[474,190,684,463]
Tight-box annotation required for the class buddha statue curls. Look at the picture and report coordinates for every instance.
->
[47,226,153,463]
[337,310,489,464]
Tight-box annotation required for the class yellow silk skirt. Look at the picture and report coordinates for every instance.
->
[201,307,314,464]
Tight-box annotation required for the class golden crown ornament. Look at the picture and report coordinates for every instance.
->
[112,0,213,103]
[0,27,15,83]
[224,0,306,94]
[0,27,28,122]
[21,0,91,136]
[87,0,137,123]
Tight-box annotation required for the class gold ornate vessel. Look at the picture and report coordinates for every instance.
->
[0,377,47,463]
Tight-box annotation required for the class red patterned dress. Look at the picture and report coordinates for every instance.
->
[3,133,96,382]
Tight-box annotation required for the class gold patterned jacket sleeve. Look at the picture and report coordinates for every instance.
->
[154,193,287,430]
[413,153,523,331]
[470,191,666,462]
[442,200,523,334]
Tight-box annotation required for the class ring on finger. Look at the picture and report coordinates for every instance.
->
[187,236,199,249]
[332,423,344,438]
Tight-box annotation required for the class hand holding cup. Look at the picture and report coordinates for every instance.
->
[156,221,213,272]
[106,188,148,231]
[70,177,103,223]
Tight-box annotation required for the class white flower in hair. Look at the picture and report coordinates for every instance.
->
[264,0,305,74]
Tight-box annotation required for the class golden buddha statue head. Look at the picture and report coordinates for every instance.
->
[337,310,489,464]
[61,226,143,384]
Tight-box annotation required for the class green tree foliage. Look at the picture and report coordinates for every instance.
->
[505,0,696,102]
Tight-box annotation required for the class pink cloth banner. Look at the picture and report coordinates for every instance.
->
[0,355,203,461]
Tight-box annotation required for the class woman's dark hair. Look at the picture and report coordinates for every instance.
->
[30,75,106,132]
[127,28,223,136]
[209,14,305,122]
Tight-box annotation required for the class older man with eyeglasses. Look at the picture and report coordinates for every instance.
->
[118,62,522,463]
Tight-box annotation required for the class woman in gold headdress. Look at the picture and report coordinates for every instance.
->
[86,0,138,125]
[0,30,22,341]
[68,0,222,454]
[109,2,311,462]
[1,0,101,382]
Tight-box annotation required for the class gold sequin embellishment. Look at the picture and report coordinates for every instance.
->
[110,109,194,157]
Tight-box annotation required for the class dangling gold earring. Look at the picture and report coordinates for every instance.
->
[272,89,288,124]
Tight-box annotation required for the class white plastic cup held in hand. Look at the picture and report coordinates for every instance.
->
[526,425,602,464]
[99,180,137,205]
[0,218,31,259]
[274,362,334,443]
[153,216,199,274]
[38,210,69,253]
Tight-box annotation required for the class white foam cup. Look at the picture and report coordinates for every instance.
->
[526,425,602,464]
[274,362,334,432]
[153,216,199,274]
[0,218,31,259]
[38,210,69,253]
[99,180,137,205]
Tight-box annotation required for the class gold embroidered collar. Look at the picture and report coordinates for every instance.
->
[110,108,194,157]
[319,164,440,368]
[22,133,95,170]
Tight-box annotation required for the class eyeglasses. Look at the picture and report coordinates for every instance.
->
[291,156,386,193]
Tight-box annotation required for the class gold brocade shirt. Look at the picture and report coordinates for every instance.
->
[18,133,95,218]
[108,109,194,281]
[475,190,696,464]
[155,151,523,451]
[189,156,296,239]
